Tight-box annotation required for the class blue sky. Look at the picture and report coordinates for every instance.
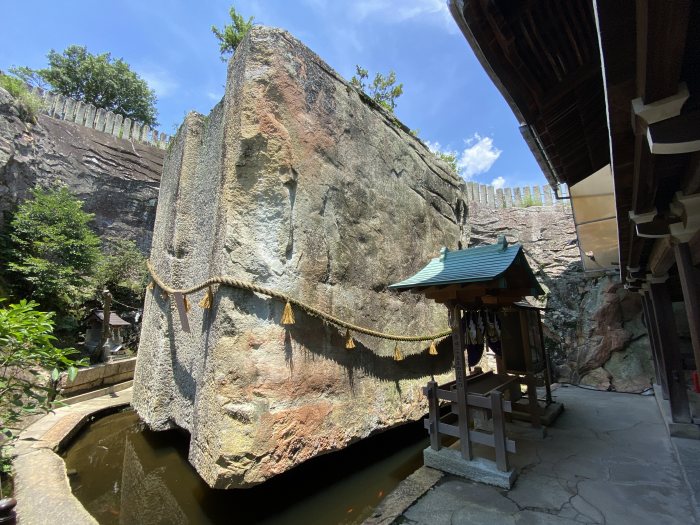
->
[1,0,546,188]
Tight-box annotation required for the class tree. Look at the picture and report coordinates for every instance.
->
[0,299,84,475]
[435,151,458,174]
[350,65,404,112]
[5,186,101,331]
[11,45,158,126]
[212,7,255,61]
[96,238,148,309]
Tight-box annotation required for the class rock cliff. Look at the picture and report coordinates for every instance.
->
[0,87,163,251]
[133,27,466,488]
[467,203,653,392]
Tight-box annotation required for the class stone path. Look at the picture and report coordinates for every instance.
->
[373,386,700,525]
[12,388,132,525]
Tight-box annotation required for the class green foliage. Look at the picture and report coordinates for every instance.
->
[435,151,458,174]
[212,6,255,60]
[520,194,539,208]
[12,45,158,126]
[5,186,101,330]
[0,299,85,471]
[96,238,148,309]
[0,72,44,123]
[350,65,404,112]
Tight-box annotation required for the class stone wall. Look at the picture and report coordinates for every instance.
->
[0,87,164,251]
[30,87,170,149]
[133,26,467,489]
[464,181,570,209]
[58,357,136,397]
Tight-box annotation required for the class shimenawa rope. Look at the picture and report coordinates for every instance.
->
[146,261,451,349]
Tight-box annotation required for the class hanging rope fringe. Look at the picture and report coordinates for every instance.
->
[281,301,295,325]
[161,290,169,300]
[146,260,450,345]
[345,329,356,349]
[147,280,155,291]
[428,340,438,356]
[199,286,214,309]
[393,343,404,361]
[183,295,191,313]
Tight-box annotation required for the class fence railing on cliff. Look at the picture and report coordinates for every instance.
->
[465,181,570,209]
[30,88,171,150]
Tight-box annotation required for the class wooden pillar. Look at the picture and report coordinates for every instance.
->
[673,241,700,371]
[519,310,541,428]
[450,303,472,460]
[649,279,691,423]
[490,390,509,472]
[426,380,441,451]
[641,291,667,395]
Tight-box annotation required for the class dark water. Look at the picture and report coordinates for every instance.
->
[63,410,429,525]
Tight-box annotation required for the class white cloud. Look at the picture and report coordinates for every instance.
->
[351,0,456,31]
[456,133,502,180]
[426,134,502,181]
[491,176,506,189]
[138,67,178,98]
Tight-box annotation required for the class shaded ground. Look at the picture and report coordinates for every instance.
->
[382,386,700,524]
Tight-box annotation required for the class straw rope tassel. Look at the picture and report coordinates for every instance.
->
[183,295,191,313]
[428,340,438,356]
[147,280,155,291]
[393,342,404,361]
[198,286,214,309]
[345,329,356,349]
[281,301,295,325]
[161,290,169,300]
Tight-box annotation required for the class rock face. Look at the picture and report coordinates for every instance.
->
[467,202,654,393]
[0,87,163,251]
[133,27,466,488]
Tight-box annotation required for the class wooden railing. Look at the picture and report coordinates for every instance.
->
[423,372,517,472]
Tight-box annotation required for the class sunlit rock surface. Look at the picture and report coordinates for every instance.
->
[133,26,466,488]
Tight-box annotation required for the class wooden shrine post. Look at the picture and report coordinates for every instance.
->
[649,278,691,423]
[641,291,667,395]
[673,241,700,374]
[450,303,472,460]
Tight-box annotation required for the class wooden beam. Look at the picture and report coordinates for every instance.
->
[647,111,700,155]
[648,237,675,276]
[636,0,691,103]
[674,242,700,371]
[682,153,700,195]
[649,281,691,423]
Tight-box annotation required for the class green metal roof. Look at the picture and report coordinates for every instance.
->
[389,237,540,291]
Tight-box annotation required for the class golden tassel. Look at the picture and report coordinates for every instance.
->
[428,340,438,356]
[147,280,155,291]
[198,286,214,309]
[183,295,191,313]
[345,329,356,349]
[281,301,295,325]
[393,342,404,361]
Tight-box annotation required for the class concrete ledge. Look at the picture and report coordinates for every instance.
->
[58,380,133,406]
[12,388,132,524]
[423,446,517,489]
[59,357,136,397]
[363,466,443,525]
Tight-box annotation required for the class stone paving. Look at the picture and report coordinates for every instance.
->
[370,385,700,525]
[12,388,132,525]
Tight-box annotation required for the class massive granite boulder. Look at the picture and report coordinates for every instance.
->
[0,87,163,251]
[133,26,466,488]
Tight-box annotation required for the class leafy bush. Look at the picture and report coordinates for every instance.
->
[520,195,540,208]
[0,73,43,123]
[5,186,101,333]
[350,65,404,112]
[212,6,254,60]
[0,299,85,474]
[96,238,148,309]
